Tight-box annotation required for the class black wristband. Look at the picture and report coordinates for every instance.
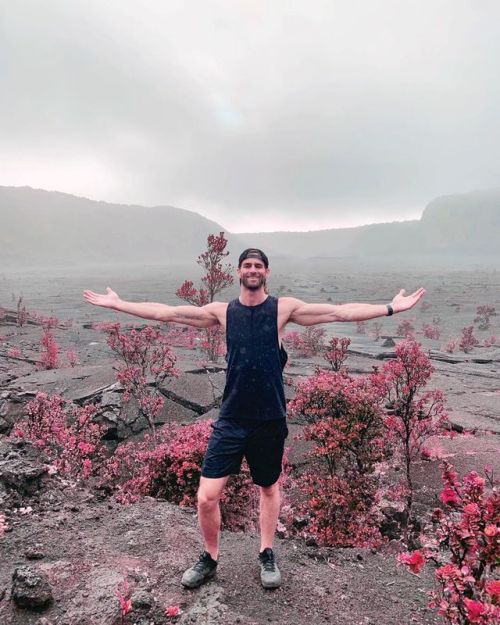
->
[386,304,394,316]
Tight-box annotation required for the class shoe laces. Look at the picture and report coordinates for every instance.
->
[193,552,213,571]
[260,549,276,572]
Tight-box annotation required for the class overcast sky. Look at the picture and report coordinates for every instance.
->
[1,1,500,232]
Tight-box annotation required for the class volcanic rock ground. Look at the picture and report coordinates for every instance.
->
[0,264,499,625]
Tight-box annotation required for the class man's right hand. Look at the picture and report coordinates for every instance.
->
[83,287,120,309]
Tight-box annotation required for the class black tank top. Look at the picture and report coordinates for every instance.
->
[219,295,288,421]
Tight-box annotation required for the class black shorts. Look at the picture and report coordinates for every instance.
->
[201,417,289,487]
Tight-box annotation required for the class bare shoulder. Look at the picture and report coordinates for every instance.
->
[203,301,229,321]
[277,296,306,313]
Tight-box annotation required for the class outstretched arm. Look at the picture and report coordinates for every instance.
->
[83,287,221,328]
[285,288,426,326]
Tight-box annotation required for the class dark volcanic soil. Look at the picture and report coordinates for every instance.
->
[1,466,441,625]
[1,264,499,625]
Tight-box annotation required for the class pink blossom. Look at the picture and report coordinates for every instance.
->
[398,550,425,574]
[485,579,500,599]
[440,486,461,506]
[165,604,182,617]
[463,598,486,623]
[484,524,498,537]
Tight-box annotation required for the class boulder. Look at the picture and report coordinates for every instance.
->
[11,565,53,610]
[159,371,226,414]
[0,440,50,499]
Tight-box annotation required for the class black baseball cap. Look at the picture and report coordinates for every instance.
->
[238,248,269,268]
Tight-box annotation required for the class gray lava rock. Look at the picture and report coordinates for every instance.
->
[0,395,26,434]
[131,589,153,609]
[25,543,46,560]
[159,371,226,414]
[380,505,409,540]
[11,565,53,610]
[100,390,122,408]
[381,337,396,347]
[0,439,50,497]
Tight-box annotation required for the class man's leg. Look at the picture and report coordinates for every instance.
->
[181,475,229,588]
[197,475,229,560]
[259,480,281,551]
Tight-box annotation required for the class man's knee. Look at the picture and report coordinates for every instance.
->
[197,477,226,510]
[259,481,280,497]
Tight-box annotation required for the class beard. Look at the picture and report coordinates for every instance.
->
[240,275,266,291]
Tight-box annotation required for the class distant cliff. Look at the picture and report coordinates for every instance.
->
[1,186,499,268]
[0,186,234,267]
[238,189,500,260]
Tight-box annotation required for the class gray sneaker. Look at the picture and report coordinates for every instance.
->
[181,551,218,588]
[258,548,281,589]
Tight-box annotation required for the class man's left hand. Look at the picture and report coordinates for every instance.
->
[391,288,426,313]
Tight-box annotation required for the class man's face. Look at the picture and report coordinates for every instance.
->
[237,258,270,291]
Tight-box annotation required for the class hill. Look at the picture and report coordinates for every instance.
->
[1,186,499,268]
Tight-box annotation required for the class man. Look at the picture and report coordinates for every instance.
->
[83,248,425,590]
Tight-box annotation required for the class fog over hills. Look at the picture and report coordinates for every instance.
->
[1,186,499,269]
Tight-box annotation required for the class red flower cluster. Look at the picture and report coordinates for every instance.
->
[99,421,262,531]
[460,326,480,354]
[323,336,351,371]
[474,305,497,331]
[289,369,387,547]
[400,462,500,625]
[176,232,233,362]
[397,319,415,339]
[12,392,106,480]
[423,323,441,340]
[382,339,448,519]
[102,323,178,433]
[39,327,60,369]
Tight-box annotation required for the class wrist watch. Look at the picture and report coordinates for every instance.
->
[386,304,394,316]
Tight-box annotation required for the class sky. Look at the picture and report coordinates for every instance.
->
[1,0,500,232]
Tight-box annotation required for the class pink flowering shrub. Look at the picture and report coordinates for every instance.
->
[176,232,234,362]
[282,327,326,357]
[288,370,388,547]
[32,313,59,329]
[483,336,498,348]
[323,336,351,371]
[99,420,261,531]
[37,316,61,369]
[397,319,416,338]
[39,329,59,369]
[101,323,178,435]
[12,392,106,480]
[474,305,497,331]
[356,320,367,334]
[460,327,480,354]
[65,348,79,367]
[164,324,199,349]
[115,577,132,623]
[400,463,500,625]
[7,347,24,359]
[16,296,28,327]
[423,323,441,340]
[443,338,459,354]
[382,339,448,521]
[371,322,383,341]
[199,326,226,360]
